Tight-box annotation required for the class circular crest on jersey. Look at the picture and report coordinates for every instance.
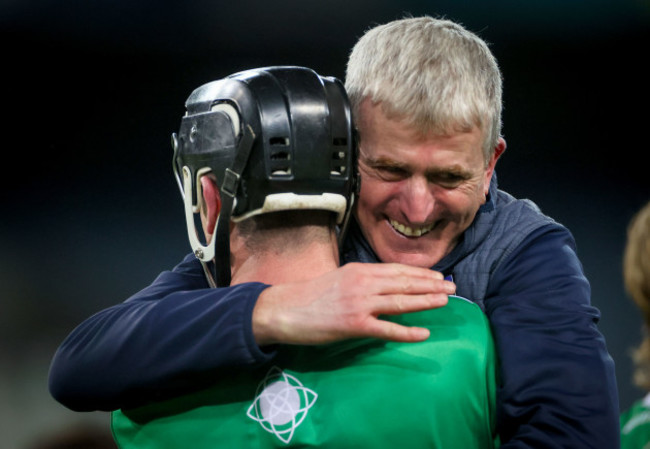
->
[171,66,358,286]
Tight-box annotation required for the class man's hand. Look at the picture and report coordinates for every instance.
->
[252,263,455,346]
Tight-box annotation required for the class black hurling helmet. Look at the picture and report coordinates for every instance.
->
[172,66,358,287]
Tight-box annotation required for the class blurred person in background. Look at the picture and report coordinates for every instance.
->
[620,200,650,448]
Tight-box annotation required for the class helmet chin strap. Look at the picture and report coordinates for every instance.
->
[182,166,217,262]
[181,166,219,287]
[182,125,257,288]
[337,194,355,248]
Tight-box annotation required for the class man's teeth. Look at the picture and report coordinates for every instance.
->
[389,219,434,237]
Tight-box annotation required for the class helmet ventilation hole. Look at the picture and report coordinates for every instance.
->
[269,137,291,176]
[331,138,348,175]
[270,136,290,146]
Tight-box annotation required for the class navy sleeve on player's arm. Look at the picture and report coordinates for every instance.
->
[48,254,275,412]
[486,226,619,448]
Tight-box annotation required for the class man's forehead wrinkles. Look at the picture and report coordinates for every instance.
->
[365,155,407,167]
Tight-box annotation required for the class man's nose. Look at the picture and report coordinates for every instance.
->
[401,176,434,224]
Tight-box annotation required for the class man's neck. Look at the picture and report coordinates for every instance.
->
[230,238,340,286]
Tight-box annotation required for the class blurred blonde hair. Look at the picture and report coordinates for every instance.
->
[624,200,650,391]
[345,16,503,165]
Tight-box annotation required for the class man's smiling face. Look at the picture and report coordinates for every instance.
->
[354,100,504,268]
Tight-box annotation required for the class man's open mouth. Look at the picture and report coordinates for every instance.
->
[389,219,434,237]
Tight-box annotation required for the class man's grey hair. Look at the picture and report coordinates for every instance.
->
[345,16,503,164]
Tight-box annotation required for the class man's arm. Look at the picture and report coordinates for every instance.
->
[486,226,619,448]
[49,255,454,412]
[49,253,273,411]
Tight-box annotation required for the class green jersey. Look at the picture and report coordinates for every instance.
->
[621,394,650,449]
[112,296,498,448]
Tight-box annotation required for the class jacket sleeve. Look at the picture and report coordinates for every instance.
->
[486,225,619,448]
[48,254,275,412]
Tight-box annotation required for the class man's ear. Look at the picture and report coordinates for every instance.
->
[200,175,221,238]
[484,137,506,196]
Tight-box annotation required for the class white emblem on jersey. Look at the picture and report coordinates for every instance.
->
[246,366,318,443]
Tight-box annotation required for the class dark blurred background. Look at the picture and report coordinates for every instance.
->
[1,0,649,446]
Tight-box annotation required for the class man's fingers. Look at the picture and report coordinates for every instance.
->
[348,262,443,279]
[371,293,449,315]
[366,275,455,296]
[343,263,456,296]
[363,319,431,343]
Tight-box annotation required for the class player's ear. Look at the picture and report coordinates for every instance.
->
[200,174,221,238]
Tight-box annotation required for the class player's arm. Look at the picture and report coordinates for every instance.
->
[486,225,619,448]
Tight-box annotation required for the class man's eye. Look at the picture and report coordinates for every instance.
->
[380,166,406,174]
[430,173,465,188]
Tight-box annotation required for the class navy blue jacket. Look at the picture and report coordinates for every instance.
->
[49,177,619,448]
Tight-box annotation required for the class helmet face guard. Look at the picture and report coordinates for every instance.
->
[172,66,358,286]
